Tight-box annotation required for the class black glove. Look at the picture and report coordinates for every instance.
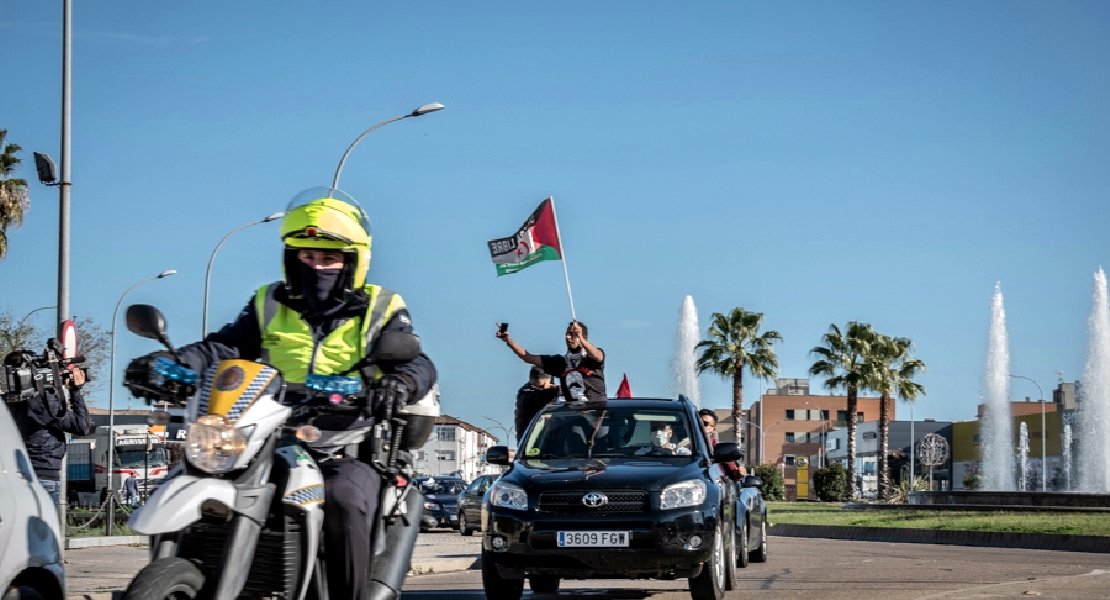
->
[124,351,176,400]
[368,374,414,418]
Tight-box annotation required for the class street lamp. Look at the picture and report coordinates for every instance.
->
[106,269,175,535]
[201,213,284,337]
[1011,374,1046,492]
[18,305,57,329]
[750,420,784,467]
[331,102,445,190]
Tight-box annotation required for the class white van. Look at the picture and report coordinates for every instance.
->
[0,404,66,599]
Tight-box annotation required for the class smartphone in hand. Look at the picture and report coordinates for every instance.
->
[498,322,509,334]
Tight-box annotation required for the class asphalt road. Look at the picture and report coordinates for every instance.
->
[400,537,1110,600]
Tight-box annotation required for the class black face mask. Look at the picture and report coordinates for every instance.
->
[296,262,342,311]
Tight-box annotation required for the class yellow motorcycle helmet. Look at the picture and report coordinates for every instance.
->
[281,187,373,299]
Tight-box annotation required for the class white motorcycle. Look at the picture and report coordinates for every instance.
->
[119,304,438,600]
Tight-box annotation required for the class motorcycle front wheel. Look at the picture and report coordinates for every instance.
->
[122,557,205,600]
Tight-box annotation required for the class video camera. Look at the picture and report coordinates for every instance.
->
[1,338,87,403]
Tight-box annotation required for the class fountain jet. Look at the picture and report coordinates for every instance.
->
[673,295,701,409]
[1079,268,1110,492]
[981,282,1015,491]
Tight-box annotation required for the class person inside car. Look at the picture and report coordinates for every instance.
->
[698,408,746,480]
[636,420,691,455]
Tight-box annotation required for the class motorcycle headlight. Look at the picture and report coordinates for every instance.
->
[489,482,528,510]
[660,480,707,510]
[187,415,248,473]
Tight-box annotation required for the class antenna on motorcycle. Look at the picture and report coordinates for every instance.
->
[125,304,180,359]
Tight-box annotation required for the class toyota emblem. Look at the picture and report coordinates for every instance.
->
[581,492,608,508]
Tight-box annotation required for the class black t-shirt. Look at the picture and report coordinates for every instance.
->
[540,349,606,402]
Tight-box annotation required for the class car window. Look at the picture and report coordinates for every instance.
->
[421,480,465,495]
[522,405,697,460]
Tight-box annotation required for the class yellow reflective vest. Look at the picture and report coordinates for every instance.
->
[254,282,406,383]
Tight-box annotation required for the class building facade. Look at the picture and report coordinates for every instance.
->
[413,414,501,481]
[826,420,953,497]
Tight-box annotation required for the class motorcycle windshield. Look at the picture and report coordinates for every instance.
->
[287,187,371,237]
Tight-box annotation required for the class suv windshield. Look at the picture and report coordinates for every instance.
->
[521,404,698,460]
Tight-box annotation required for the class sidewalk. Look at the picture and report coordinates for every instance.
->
[64,531,481,600]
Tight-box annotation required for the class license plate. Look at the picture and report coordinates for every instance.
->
[557,531,629,548]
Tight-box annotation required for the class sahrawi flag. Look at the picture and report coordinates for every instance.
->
[487,198,562,276]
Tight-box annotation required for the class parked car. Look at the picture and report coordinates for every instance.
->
[1,404,66,600]
[480,397,746,600]
[458,474,499,536]
[414,476,467,531]
[735,474,768,567]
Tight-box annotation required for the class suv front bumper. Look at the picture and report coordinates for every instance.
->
[482,505,719,578]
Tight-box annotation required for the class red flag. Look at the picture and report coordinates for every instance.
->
[616,374,633,399]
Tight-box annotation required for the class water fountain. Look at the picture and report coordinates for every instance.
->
[1079,268,1110,492]
[1063,423,1073,491]
[981,283,1014,491]
[673,295,701,409]
[1018,422,1029,491]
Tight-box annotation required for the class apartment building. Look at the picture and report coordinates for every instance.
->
[413,414,501,481]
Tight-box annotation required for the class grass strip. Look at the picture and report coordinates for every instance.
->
[766,501,1110,536]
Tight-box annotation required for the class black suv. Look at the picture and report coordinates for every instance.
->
[481,397,745,600]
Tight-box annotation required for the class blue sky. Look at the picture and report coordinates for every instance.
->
[2,2,1108,439]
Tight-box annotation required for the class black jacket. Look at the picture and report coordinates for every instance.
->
[11,387,93,480]
[174,283,437,402]
[514,383,560,440]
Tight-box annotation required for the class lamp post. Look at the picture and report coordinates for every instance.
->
[106,270,175,535]
[201,213,284,337]
[18,305,57,328]
[1010,374,1046,491]
[331,103,445,190]
[750,419,784,467]
[802,401,827,468]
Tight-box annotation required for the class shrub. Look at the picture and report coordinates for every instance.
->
[812,463,849,501]
[963,474,982,490]
[752,464,785,500]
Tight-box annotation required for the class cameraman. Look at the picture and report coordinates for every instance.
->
[11,367,92,507]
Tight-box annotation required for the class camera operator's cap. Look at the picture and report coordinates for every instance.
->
[282,186,373,290]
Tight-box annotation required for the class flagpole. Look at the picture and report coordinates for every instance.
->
[547,197,577,321]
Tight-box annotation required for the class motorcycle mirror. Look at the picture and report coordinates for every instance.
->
[126,304,175,353]
[370,331,421,362]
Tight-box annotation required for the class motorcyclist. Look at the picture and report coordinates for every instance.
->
[126,187,436,600]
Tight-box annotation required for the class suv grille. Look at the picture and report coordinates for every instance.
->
[538,490,648,513]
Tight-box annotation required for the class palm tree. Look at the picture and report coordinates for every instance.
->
[0,129,30,259]
[867,334,926,499]
[695,307,782,447]
[809,321,875,500]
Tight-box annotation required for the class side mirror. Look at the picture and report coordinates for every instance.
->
[741,475,764,489]
[370,331,421,362]
[486,446,510,466]
[713,442,743,462]
[126,304,173,351]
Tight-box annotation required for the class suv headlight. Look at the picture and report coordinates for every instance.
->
[660,480,707,510]
[187,415,248,473]
[489,482,528,510]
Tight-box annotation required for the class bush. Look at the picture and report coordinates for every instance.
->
[752,464,785,500]
[963,473,981,490]
[812,463,849,501]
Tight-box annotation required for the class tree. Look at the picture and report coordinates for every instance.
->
[0,308,112,395]
[812,462,849,501]
[0,130,30,259]
[809,322,875,501]
[695,307,781,443]
[751,464,785,501]
[866,334,926,500]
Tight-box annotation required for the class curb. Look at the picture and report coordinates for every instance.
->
[409,555,480,575]
[769,523,1110,554]
[66,536,148,549]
